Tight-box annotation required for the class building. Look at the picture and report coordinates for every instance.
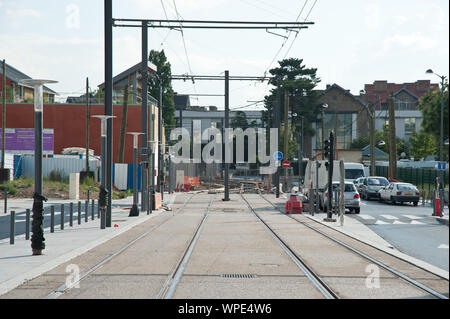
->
[310,83,369,159]
[174,107,263,142]
[98,61,158,104]
[0,60,57,103]
[360,80,439,141]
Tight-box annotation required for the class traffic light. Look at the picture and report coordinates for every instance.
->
[324,139,332,159]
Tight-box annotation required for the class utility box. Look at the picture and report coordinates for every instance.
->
[0,168,10,184]
[69,173,80,200]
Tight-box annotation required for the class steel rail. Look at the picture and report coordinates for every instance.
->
[259,194,449,300]
[43,193,195,299]
[157,198,214,299]
[240,194,339,299]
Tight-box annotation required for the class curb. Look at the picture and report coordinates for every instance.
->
[434,217,449,226]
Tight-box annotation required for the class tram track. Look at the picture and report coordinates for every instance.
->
[44,193,197,299]
[240,194,338,299]
[255,193,449,299]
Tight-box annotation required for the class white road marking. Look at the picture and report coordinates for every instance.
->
[410,220,425,225]
[359,214,375,220]
[438,244,449,249]
[393,220,406,225]
[402,215,423,220]
[375,220,389,225]
[380,215,398,220]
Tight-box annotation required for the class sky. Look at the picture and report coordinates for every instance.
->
[0,0,448,110]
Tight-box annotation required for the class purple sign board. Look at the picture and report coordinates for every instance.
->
[0,128,54,154]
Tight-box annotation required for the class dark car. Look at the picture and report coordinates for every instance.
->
[360,176,389,200]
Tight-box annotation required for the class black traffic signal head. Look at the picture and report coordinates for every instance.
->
[324,139,332,159]
[324,162,329,171]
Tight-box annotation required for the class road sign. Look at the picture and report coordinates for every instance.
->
[282,161,290,168]
[436,162,447,171]
[274,151,283,161]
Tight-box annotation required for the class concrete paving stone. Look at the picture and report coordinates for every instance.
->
[173,276,326,299]
[59,275,168,299]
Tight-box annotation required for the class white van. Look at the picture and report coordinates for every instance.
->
[303,160,366,195]
[344,162,366,183]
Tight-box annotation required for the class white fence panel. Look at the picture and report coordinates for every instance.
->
[20,156,100,180]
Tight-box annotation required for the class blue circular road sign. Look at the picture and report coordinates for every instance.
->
[273,151,283,161]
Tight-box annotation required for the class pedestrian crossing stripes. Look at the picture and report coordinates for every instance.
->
[380,215,398,220]
[359,214,375,220]
[352,214,436,226]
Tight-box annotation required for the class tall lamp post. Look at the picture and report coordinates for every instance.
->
[426,69,447,213]
[19,79,57,255]
[92,115,116,228]
[148,140,158,215]
[360,90,381,176]
[128,132,143,217]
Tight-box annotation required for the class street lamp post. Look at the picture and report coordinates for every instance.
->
[92,115,115,228]
[128,132,143,217]
[148,140,158,215]
[360,90,381,176]
[19,79,57,255]
[426,69,447,214]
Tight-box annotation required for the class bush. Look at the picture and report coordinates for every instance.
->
[48,170,64,182]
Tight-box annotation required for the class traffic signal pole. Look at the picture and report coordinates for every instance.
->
[324,131,335,221]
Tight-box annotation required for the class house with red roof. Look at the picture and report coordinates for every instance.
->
[359,80,439,141]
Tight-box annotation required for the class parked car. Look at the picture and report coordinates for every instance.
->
[378,182,420,206]
[354,177,365,192]
[360,176,389,200]
[321,181,361,214]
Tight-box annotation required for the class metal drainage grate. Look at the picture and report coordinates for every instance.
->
[220,274,257,279]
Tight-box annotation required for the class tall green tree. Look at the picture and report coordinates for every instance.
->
[263,58,320,159]
[148,50,176,140]
[409,130,437,160]
[418,86,449,160]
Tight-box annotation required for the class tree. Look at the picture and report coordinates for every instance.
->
[350,130,385,150]
[418,86,449,160]
[409,130,437,160]
[231,111,250,130]
[379,123,412,158]
[263,58,320,159]
[148,50,176,140]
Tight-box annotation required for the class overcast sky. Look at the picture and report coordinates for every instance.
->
[0,0,448,110]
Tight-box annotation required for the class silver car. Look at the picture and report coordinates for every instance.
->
[360,176,389,200]
[321,181,361,214]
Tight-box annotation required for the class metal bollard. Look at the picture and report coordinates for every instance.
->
[70,202,73,227]
[422,189,425,206]
[97,201,100,218]
[51,205,55,233]
[91,199,95,220]
[61,204,65,230]
[10,211,15,245]
[25,209,31,240]
[85,200,89,222]
[78,201,81,225]
[4,188,7,215]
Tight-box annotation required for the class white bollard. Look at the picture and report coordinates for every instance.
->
[69,173,80,200]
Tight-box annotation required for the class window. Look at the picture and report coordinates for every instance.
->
[404,118,416,135]
[316,112,354,150]
[368,178,389,186]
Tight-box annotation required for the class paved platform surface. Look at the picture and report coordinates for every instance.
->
[0,192,448,299]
